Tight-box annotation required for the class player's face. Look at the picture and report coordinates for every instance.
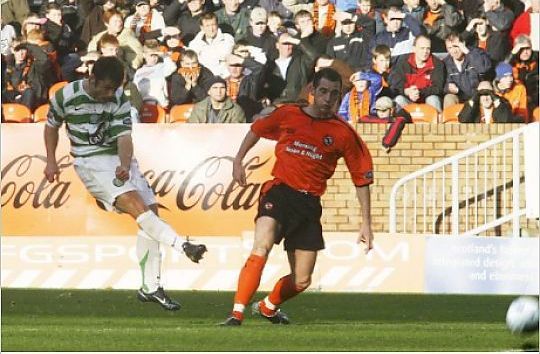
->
[181,56,198,68]
[312,78,341,116]
[353,79,368,92]
[90,78,119,102]
[359,0,372,14]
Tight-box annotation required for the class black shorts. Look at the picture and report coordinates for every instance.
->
[256,182,324,251]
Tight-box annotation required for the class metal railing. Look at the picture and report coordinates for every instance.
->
[389,123,536,237]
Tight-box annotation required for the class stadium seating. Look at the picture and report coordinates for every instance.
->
[2,103,33,123]
[533,107,539,122]
[33,104,50,123]
[140,103,167,123]
[441,103,464,124]
[403,103,439,123]
[48,81,69,99]
[169,104,194,123]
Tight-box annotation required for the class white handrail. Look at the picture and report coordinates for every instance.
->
[389,123,537,236]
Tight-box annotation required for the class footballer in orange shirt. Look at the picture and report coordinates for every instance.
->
[221,68,374,326]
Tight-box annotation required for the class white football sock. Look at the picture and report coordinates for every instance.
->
[136,210,184,252]
[136,229,161,293]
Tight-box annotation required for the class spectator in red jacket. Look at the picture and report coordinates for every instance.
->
[389,35,445,112]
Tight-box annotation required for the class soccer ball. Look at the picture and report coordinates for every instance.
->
[505,296,539,334]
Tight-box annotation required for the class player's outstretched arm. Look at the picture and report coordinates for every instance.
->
[233,130,260,186]
[44,124,61,183]
[355,185,374,254]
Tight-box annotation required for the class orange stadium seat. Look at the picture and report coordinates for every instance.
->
[169,104,194,123]
[33,104,50,123]
[140,103,167,123]
[532,107,539,122]
[2,103,33,123]
[441,103,464,124]
[403,103,439,123]
[48,81,68,99]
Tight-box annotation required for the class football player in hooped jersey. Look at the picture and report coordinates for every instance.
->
[43,57,207,311]
[222,68,374,326]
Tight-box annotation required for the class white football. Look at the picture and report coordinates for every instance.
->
[506,296,539,334]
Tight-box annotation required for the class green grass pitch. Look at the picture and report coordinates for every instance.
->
[1,288,538,351]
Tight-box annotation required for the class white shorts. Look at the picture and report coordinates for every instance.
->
[73,154,156,212]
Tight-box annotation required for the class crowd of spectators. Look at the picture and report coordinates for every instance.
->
[1,0,538,124]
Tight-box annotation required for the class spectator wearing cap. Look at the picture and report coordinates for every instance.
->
[442,32,492,108]
[462,15,510,63]
[326,11,371,71]
[188,76,246,123]
[493,62,529,122]
[264,31,318,104]
[88,9,144,70]
[506,34,538,110]
[170,49,216,105]
[163,0,205,46]
[215,0,251,40]
[188,12,235,78]
[423,0,464,53]
[390,35,445,112]
[80,0,117,46]
[241,7,278,61]
[2,40,52,111]
[369,6,425,62]
[226,43,267,120]
[125,0,166,43]
[339,70,382,123]
[510,0,540,51]
[458,80,514,123]
[133,40,177,107]
[294,10,329,56]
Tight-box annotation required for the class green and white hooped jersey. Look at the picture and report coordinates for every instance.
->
[47,80,133,158]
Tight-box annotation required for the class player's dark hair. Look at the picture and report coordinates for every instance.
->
[312,68,342,90]
[92,57,124,87]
